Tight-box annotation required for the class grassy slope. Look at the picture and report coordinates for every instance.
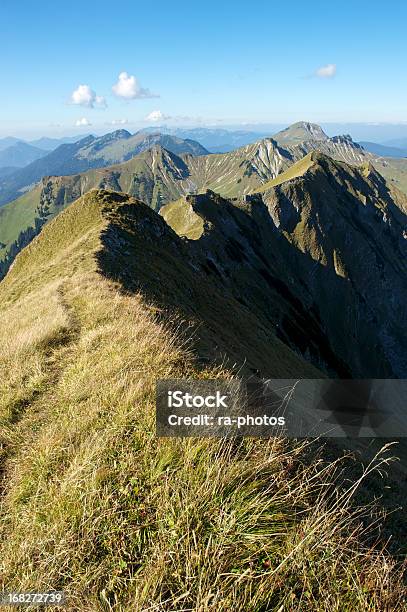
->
[0,153,157,261]
[159,197,205,239]
[255,153,316,192]
[0,190,405,610]
[0,186,42,257]
[374,156,407,195]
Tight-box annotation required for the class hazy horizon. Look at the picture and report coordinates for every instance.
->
[3,121,407,145]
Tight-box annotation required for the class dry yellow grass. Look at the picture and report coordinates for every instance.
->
[0,190,405,611]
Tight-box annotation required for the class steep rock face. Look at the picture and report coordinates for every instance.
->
[261,156,407,376]
[161,155,407,378]
[185,138,295,195]
[291,136,367,165]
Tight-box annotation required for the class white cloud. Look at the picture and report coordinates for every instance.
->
[95,96,106,107]
[71,84,107,108]
[112,72,158,100]
[315,63,337,78]
[75,117,92,127]
[145,110,171,122]
[144,112,206,125]
[109,118,129,125]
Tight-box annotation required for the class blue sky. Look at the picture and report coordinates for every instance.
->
[1,0,406,138]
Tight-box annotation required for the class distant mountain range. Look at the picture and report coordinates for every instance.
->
[140,126,270,152]
[0,130,208,206]
[0,135,90,171]
[1,121,407,281]
[0,134,88,152]
[0,136,22,152]
[0,141,48,168]
[29,135,90,151]
[383,137,407,149]
[359,141,407,158]
[0,166,18,179]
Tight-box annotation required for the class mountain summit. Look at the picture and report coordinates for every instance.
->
[272,121,329,144]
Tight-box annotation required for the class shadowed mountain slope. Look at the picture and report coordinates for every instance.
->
[11,154,403,381]
[161,152,407,378]
[3,176,406,378]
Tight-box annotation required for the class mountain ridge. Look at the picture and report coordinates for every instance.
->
[0,131,208,206]
[1,122,407,278]
[5,155,407,379]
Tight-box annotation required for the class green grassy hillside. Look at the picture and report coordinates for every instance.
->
[0,190,405,610]
[0,186,42,259]
[373,156,407,195]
